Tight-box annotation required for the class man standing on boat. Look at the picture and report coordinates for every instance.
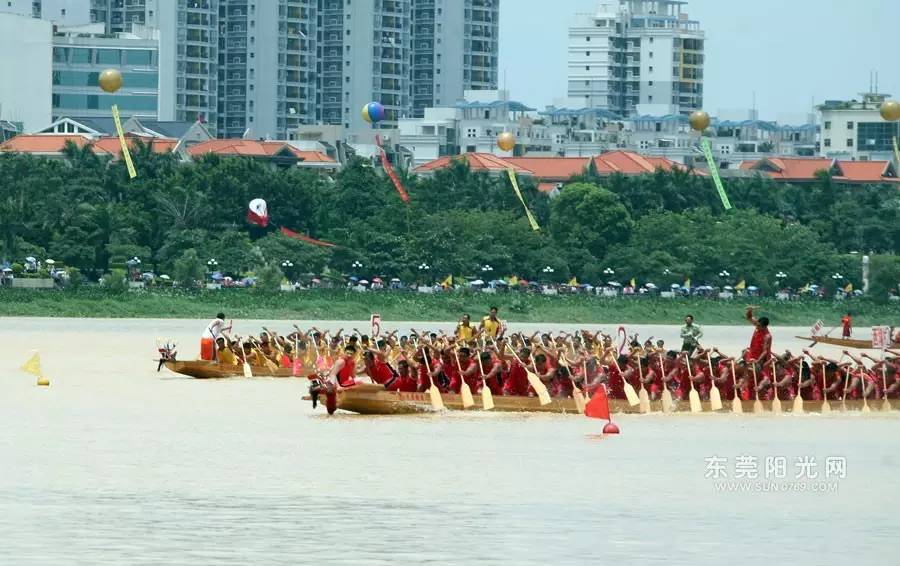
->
[841,312,852,339]
[680,314,702,355]
[744,307,772,363]
[479,306,504,340]
[200,313,231,361]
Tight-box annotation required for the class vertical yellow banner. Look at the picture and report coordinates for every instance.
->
[111,104,137,179]
[506,168,540,231]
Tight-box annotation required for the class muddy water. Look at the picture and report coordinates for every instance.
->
[1,318,897,565]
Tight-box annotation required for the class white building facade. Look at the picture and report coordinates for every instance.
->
[568,0,704,117]
[819,93,899,161]
[0,12,52,132]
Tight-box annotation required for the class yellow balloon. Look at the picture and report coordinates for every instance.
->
[361,104,372,123]
[688,110,711,132]
[497,132,516,152]
[880,100,900,122]
[98,68,123,93]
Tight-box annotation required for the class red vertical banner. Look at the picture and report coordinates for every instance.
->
[375,134,410,203]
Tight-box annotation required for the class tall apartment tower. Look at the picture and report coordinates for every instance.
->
[217,1,317,139]
[568,0,704,117]
[317,0,412,132]
[90,0,219,129]
[411,0,499,118]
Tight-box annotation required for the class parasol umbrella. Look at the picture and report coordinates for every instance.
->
[359,279,370,285]
[469,279,485,286]
[373,277,383,283]
[390,277,401,282]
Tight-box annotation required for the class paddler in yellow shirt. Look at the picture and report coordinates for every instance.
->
[216,337,238,365]
[479,306,504,340]
[456,314,477,343]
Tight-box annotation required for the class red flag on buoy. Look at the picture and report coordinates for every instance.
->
[585,386,610,421]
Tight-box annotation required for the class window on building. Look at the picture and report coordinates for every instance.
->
[586,51,591,56]
[649,51,653,58]
[127,50,152,66]
[586,36,591,41]
[72,48,91,64]
[824,121,831,130]
[649,80,653,86]
[649,66,653,72]
[585,66,590,71]
[97,49,121,65]
[648,95,653,102]
[824,138,831,147]
[847,121,854,130]
[847,138,854,147]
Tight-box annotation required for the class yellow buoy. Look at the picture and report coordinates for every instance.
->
[98,68,123,93]
[880,100,900,122]
[688,110,711,132]
[37,377,50,386]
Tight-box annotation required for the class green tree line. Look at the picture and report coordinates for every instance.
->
[1,141,898,297]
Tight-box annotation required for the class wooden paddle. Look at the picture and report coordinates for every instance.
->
[770,358,783,414]
[792,359,804,414]
[730,360,743,414]
[235,336,253,377]
[659,353,674,413]
[611,355,640,408]
[706,353,723,411]
[249,337,279,373]
[557,343,586,413]
[635,356,651,414]
[860,364,871,414]
[750,363,763,414]
[453,350,475,409]
[820,365,832,414]
[881,362,892,412]
[421,346,444,411]
[684,354,703,413]
[475,351,494,411]
[509,347,551,406]
[841,366,851,412]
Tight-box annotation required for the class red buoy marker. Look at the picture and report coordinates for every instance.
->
[585,385,621,434]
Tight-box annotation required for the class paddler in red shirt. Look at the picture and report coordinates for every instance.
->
[449,347,479,394]
[328,344,359,388]
[385,359,418,392]
[744,307,772,363]
[499,344,531,396]
[477,350,504,394]
[841,312,852,339]
[363,350,396,386]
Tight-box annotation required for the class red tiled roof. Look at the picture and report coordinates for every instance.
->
[0,134,90,153]
[504,157,590,180]
[0,134,175,156]
[92,136,177,155]
[592,150,691,175]
[187,139,335,162]
[412,153,531,174]
[834,160,898,183]
[749,157,834,180]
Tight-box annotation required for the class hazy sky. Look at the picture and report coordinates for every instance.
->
[499,0,899,120]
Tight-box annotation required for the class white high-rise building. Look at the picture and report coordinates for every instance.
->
[0,12,52,132]
[0,0,91,26]
[568,0,704,117]
[411,0,500,118]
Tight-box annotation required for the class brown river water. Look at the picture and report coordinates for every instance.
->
[1,318,898,565]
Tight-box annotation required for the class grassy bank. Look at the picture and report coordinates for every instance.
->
[1,288,897,326]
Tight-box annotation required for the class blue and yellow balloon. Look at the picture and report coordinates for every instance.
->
[362,102,386,124]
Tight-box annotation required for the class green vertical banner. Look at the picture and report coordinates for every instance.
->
[700,138,731,210]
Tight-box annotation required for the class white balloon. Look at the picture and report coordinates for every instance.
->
[248,198,267,217]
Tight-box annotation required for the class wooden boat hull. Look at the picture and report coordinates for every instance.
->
[163,360,299,379]
[310,384,899,415]
[797,336,900,349]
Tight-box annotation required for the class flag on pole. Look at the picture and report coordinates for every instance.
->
[700,138,731,210]
[629,277,636,288]
[111,104,137,179]
[569,277,578,286]
[684,278,691,290]
[507,275,519,287]
[735,280,746,290]
[584,386,610,420]
[507,169,540,231]
[20,352,43,377]
[844,282,853,293]
[441,275,453,287]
